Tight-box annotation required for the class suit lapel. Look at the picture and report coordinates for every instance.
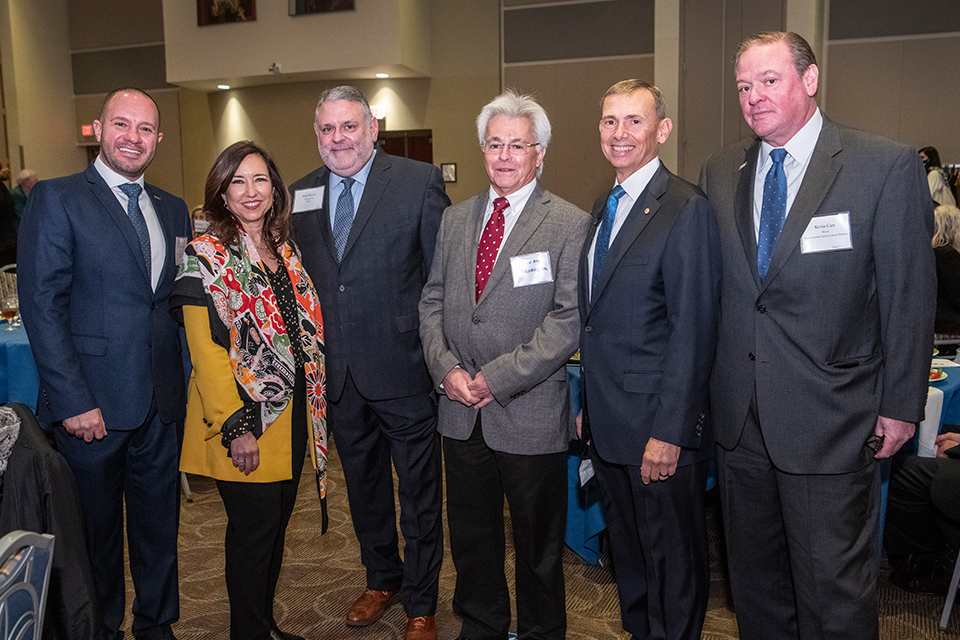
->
[311,168,338,263]
[581,198,604,316]
[85,164,151,284]
[760,120,842,290]
[735,139,762,290]
[341,151,390,261]
[478,183,551,305]
[591,165,667,305]
[464,194,489,304]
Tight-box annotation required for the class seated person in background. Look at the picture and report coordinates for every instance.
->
[921,146,957,207]
[171,140,327,640]
[885,430,960,595]
[12,169,38,222]
[932,205,960,335]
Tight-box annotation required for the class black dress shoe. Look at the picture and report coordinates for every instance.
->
[270,628,305,640]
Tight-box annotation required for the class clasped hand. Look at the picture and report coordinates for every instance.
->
[443,368,494,409]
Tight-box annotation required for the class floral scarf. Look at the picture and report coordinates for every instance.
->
[177,232,328,529]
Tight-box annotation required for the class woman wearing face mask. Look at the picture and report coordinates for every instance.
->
[920,146,956,207]
[172,140,327,640]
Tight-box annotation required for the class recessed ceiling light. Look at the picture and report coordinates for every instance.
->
[217,84,231,90]
[376,73,389,78]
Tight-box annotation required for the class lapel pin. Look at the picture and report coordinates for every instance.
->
[644,208,650,214]
[738,162,747,171]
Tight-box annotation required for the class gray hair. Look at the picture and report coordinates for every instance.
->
[934,205,960,253]
[476,89,551,150]
[17,169,37,186]
[316,85,373,121]
[600,80,667,121]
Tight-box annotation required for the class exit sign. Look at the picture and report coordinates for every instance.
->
[81,124,93,136]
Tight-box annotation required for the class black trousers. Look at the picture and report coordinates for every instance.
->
[885,450,960,558]
[592,450,709,640]
[443,416,567,640]
[718,398,879,640]
[331,370,443,617]
[55,395,179,640]
[216,371,307,640]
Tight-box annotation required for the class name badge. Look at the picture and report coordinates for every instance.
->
[510,251,553,287]
[800,212,853,254]
[292,186,324,213]
[174,236,189,265]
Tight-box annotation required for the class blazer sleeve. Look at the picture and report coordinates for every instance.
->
[17,181,97,421]
[418,209,461,389]
[481,210,591,403]
[419,164,451,276]
[875,147,937,422]
[182,304,245,439]
[650,195,722,446]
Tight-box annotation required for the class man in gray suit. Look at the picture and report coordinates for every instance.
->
[699,31,936,639]
[419,90,590,640]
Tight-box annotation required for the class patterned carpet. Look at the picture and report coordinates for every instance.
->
[121,439,960,639]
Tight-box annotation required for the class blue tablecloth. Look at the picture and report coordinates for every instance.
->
[565,364,606,564]
[0,323,38,412]
[932,370,960,427]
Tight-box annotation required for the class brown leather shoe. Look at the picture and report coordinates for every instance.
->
[345,589,400,626]
[403,616,437,640]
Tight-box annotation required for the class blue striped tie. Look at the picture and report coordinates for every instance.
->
[757,148,788,279]
[592,185,626,297]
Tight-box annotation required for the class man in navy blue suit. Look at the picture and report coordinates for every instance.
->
[19,87,189,640]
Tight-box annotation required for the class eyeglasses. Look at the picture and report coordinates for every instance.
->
[482,140,540,156]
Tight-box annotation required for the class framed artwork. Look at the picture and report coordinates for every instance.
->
[441,163,457,183]
[289,0,355,16]
[198,0,256,26]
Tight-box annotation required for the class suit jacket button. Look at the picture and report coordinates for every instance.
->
[748,352,755,361]
[584,326,592,333]
[757,305,766,313]
[473,317,480,324]
[339,285,345,292]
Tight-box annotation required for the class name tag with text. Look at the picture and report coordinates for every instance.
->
[800,212,853,254]
[292,187,324,213]
[510,251,553,287]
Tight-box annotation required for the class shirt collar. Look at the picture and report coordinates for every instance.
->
[330,149,377,191]
[760,108,822,167]
[95,155,146,191]
[617,156,661,201]
[487,177,538,213]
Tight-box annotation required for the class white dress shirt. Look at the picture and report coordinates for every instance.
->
[477,178,538,267]
[95,155,165,291]
[587,156,661,297]
[752,108,823,242]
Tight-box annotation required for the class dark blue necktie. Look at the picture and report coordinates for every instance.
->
[118,183,151,271]
[757,148,788,279]
[332,176,356,262]
[592,185,626,297]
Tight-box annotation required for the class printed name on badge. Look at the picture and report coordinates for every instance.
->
[800,212,853,254]
[292,186,325,213]
[510,251,553,287]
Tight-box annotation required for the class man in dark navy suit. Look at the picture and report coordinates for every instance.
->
[19,87,189,640]
[290,85,449,640]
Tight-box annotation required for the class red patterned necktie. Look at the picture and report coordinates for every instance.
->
[476,197,509,302]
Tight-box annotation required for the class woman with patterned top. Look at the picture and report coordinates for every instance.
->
[171,141,326,640]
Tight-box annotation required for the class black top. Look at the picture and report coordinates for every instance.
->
[935,244,960,333]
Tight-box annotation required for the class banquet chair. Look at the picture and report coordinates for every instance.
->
[0,530,55,640]
[0,265,13,274]
[940,547,960,630]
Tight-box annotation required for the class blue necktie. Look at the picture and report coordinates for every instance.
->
[592,185,626,297]
[332,176,356,262]
[118,183,151,271]
[757,148,788,279]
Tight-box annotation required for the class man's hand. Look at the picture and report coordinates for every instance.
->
[576,410,582,439]
[936,432,960,458]
[873,415,916,458]
[466,371,494,409]
[443,367,481,407]
[231,432,260,476]
[62,408,107,442]
[640,437,680,485]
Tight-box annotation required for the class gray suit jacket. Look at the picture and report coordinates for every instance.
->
[699,116,936,474]
[419,183,591,455]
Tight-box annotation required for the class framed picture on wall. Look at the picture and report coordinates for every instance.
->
[441,163,457,184]
[289,0,355,16]
[198,0,256,26]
